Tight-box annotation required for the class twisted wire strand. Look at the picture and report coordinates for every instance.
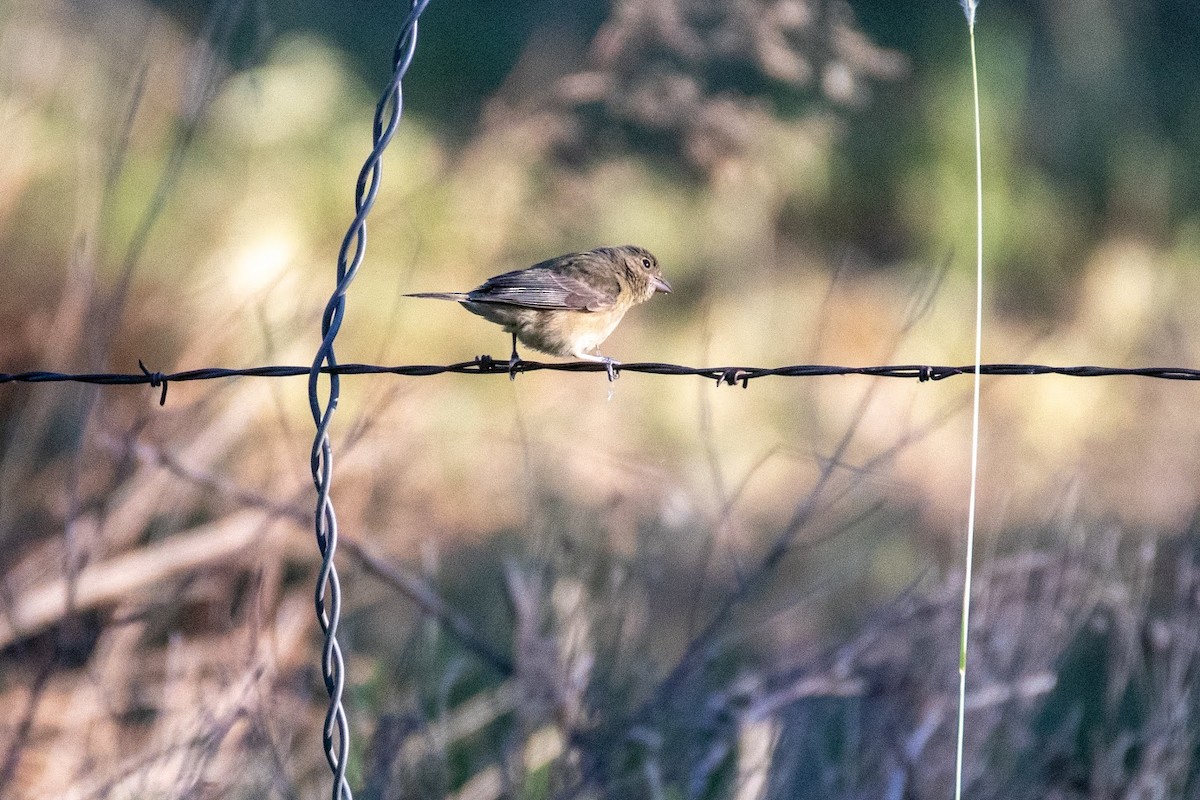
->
[307,1,430,797]
[4,359,1200,405]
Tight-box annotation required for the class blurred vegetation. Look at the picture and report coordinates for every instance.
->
[4,0,1200,797]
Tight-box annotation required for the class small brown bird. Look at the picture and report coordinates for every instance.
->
[406,245,671,380]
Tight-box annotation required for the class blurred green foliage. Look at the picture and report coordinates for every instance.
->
[147,0,609,131]
[126,0,1200,313]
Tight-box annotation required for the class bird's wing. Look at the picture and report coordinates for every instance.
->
[468,264,620,311]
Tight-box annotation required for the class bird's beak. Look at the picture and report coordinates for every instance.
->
[651,276,672,294]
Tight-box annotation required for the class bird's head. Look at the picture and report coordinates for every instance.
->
[612,245,672,303]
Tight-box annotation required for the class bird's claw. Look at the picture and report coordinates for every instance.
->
[506,334,524,381]
[603,357,618,382]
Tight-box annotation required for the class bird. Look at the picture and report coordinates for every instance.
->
[405,245,671,380]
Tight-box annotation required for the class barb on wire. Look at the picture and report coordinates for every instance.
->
[306,1,431,798]
[5,359,1200,398]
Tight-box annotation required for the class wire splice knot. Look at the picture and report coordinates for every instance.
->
[717,367,750,388]
[138,360,169,405]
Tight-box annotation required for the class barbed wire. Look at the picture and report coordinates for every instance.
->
[2,358,1198,406]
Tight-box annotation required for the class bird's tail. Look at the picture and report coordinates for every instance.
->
[404,291,469,302]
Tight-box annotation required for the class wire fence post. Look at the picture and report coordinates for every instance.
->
[307,2,431,797]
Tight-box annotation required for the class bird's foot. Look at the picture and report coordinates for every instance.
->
[602,357,618,382]
[572,352,620,381]
[507,334,523,381]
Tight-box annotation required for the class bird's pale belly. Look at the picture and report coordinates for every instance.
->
[476,305,630,358]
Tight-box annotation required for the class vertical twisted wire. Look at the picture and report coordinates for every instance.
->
[308,2,431,797]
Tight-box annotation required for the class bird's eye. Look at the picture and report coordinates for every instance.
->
[641,258,652,269]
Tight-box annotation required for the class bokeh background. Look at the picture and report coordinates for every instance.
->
[4,0,1200,797]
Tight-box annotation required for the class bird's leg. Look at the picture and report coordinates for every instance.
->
[572,351,620,382]
[508,332,522,381]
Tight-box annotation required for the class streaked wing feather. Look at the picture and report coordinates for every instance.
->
[468,264,618,311]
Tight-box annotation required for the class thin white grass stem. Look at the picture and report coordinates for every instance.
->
[955,14,984,800]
